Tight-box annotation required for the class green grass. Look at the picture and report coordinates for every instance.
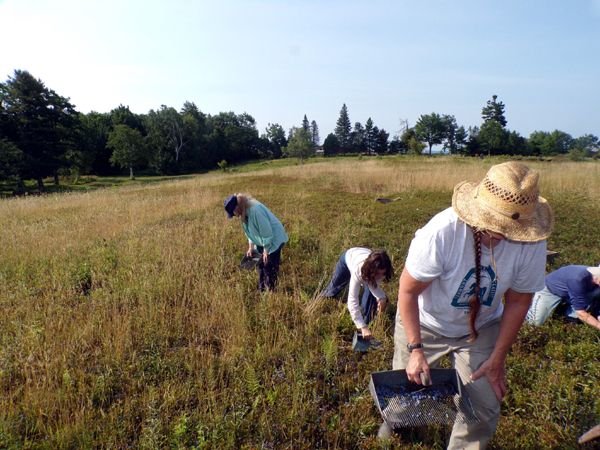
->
[0,156,598,449]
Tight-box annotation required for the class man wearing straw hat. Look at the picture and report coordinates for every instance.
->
[386,162,553,449]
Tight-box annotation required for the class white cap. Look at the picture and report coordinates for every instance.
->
[587,266,600,277]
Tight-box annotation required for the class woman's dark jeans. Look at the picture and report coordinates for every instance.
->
[321,251,377,324]
[256,244,284,292]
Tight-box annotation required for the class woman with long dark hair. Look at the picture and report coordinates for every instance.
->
[322,248,393,339]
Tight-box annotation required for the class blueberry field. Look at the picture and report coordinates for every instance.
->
[0,156,598,449]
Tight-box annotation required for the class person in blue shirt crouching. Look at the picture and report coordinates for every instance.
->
[526,265,600,330]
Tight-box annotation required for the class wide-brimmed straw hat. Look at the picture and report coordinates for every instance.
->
[452,161,553,242]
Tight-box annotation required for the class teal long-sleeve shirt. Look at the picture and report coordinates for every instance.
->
[242,201,288,254]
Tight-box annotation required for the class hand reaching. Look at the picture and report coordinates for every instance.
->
[360,326,372,340]
[471,358,507,401]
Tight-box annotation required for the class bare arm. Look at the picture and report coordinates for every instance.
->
[472,288,532,400]
[397,268,432,384]
[575,309,600,331]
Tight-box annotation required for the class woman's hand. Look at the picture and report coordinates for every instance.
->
[471,358,507,401]
[477,289,532,401]
[360,326,372,340]
[246,245,254,257]
[377,298,388,314]
[262,249,269,263]
[406,349,430,385]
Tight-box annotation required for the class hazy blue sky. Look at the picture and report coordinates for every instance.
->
[1,0,599,141]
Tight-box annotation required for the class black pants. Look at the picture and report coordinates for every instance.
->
[256,244,284,292]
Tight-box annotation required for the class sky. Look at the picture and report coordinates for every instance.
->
[1,0,599,141]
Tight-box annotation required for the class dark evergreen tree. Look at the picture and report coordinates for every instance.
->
[388,135,406,154]
[374,128,389,154]
[323,133,340,156]
[481,95,507,128]
[0,70,78,190]
[454,126,468,155]
[364,118,376,155]
[334,103,351,150]
[310,120,319,147]
[465,126,481,156]
[350,122,365,153]
[0,138,25,190]
[302,114,310,132]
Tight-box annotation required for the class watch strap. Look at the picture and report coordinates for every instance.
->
[407,342,423,352]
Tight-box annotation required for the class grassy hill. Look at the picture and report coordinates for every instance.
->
[0,156,598,449]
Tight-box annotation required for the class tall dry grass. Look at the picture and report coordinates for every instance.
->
[0,156,598,449]
[238,157,600,198]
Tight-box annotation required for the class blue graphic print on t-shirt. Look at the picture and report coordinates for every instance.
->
[451,265,497,308]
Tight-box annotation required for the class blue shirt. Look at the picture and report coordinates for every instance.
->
[545,265,600,311]
[242,201,288,254]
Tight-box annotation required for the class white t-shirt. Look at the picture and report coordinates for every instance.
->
[345,247,387,329]
[405,208,547,337]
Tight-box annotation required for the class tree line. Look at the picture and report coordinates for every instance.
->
[1,70,598,193]
[0,70,292,191]
[324,96,599,159]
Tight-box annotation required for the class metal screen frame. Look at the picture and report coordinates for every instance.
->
[369,369,479,428]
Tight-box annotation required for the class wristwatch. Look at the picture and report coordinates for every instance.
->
[407,342,423,352]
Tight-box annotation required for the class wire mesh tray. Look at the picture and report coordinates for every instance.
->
[239,252,261,270]
[369,368,479,428]
[352,331,382,352]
